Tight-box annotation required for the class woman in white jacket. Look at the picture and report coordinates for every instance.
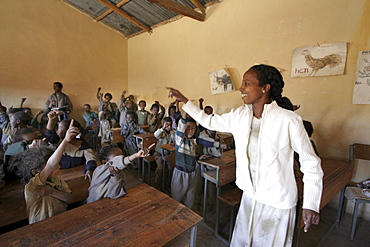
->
[166,64,323,247]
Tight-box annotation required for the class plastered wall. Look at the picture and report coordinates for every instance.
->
[128,0,370,218]
[0,0,128,124]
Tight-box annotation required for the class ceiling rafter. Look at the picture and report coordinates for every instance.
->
[95,0,132,21]
[189,0,205,14]
[146,0,205,22]
[96,0,152,33]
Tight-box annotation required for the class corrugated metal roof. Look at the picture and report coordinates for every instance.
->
[61,0,221,38]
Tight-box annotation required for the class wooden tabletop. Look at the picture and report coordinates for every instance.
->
[1,183,203,246]
[198,149,236,169]
[160,143,175,152]
[133,133,155,139]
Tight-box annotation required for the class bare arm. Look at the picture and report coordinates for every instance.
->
[21,98,26,108]
[46,110,59,131]
[97,87,102,101]
[40,120,79,184]
[36,185,73,203]
[199,98,204,110]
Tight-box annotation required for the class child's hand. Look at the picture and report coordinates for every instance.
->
[65,119,79,142]
[137,143,155,157]
[220,144,228,150]
[109,166,122,175]
[47,110,59,120]
[166,87,189,103]
[36,185,53,196]
[199,98,204,103]
[85,170,93,182]
[199,154,211,160]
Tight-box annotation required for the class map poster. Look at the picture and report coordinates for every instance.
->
[352,50,370,104]
[208,69,235,95]
[291,42,347,77]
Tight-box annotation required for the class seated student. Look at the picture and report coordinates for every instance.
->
[2,110,33,151]
[136,100,149,126]
[86,144,150,203]
[118,91,133,132]
[168,100,181,130]
[82,104,98,129]
[121,111,146,169]
[98,109,117,147]
[147,101,165,133]
[45,111,97,181]
[97,88,119,123]
[126,94,138,112]
[171,113,201,209]
[9,121,77,224]
[153,117,175,187]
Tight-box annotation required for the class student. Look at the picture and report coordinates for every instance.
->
[168,100,181,130]
[147,101,165,133]
[86,144,150,203]
[98,109,117,147]
[82,104,98,128]
[97,88,119,122]
[127,95,138,112]
[11,120,77,224]
[45,82,73,120]
[2,111,33,151]
[153,117,175,187]
[136,100,149,126]
[171,113,201,208]
[199,98,213,115]
[121,111,146,169]
[118,91,133,132]
[45,111,97,181]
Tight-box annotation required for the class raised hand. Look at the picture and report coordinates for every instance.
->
[166,87,189,103]
[65,119,79,142]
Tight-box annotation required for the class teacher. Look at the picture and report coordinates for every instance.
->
[167,64,323,246]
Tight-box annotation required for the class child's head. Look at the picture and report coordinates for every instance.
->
[13,128,37,143]
[204,106,213,115]
[185,118,197,138]
[168,105,176,117]
[126,111,136,124]
[9,111,32,128]
[104,93,113,101]
[57,119,82,139]
[22,107,33,117]
[8,147,54,183]
[150,104,159,115]
[99,144,123,163]
[138,100,146,110]
[128,95,135,101]
[303,120,314,137]
[162,117,173,131]
[125,99,133,109]
[83,104,91,113]
[103,109,112,120]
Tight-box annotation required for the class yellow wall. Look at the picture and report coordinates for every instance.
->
[128,0,370,218]
[0,0,128,124]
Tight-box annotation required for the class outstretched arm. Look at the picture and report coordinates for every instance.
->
[40,119,79,184]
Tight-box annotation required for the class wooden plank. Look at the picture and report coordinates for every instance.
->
[189,0,206,14]
[146,0,205,22]
[95,0,131,21]
[109,127,125,143]
[96,0,152,33]
[1,184,202,246]
[218,164,236,187]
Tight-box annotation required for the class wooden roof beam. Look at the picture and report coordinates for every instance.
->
[95,0,132,21]
[146,0,205,22]
[96,0,152,33]
[189,0,206,14]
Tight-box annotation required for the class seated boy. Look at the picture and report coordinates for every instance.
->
[86,144,150,203]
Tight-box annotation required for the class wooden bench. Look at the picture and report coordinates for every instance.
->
[217,187,243,244]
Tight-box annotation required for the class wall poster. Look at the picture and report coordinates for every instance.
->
[291,42,347,77]
[208,69,235,95]
[353,50,370,104]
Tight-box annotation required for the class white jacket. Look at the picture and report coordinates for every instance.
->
[183,101,323,212]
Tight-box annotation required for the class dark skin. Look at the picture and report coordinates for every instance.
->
[166,71,320,232]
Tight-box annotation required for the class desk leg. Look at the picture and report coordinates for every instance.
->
[190,225,198,247]
[215,186,220,235]
[203,177,208,223]
[336,187,346,225]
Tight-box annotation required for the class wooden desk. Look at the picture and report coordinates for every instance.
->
[134,133,157,149]
[218,133,233,148]
[109,128,124,144]
[198,150,236,233]
[0,165,90,228]
[160,143,176,192]
[140,125,150,132]
[1,183,203,247]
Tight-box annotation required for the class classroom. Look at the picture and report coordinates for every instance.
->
[1,0,370,246]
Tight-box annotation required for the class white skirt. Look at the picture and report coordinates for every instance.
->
[230,192,296,247]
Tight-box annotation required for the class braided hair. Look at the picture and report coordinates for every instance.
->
[250,64,293,111]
